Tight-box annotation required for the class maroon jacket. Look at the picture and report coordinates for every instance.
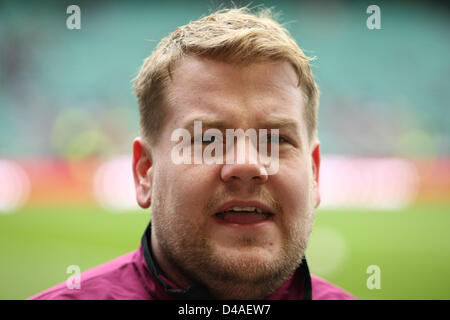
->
[30,224,356,300]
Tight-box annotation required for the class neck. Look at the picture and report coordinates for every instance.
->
[207,276,289,300]
[150,225,192,290]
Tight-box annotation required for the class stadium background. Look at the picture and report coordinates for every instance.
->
[0,0,449,299]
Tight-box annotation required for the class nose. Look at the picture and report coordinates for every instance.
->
[221,162,269,184]
[220,137,269,184]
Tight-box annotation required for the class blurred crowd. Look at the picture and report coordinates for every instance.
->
[0,0,449,159]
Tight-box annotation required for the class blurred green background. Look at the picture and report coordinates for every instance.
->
[1,203,450,299]
[0,0,449,299]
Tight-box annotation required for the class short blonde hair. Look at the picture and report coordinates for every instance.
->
[134,7,319,144]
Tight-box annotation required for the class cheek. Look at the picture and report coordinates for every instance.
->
[274,161,314,217]
[153,161,218,216]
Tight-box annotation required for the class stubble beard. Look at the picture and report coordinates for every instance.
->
[152,189,314,299]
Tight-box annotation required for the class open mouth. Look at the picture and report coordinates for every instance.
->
[214,206,274,224]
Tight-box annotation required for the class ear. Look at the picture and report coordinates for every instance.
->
[311,141,321,208]
[132,137,153,209]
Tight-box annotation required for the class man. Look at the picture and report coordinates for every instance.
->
[31,7,355,300]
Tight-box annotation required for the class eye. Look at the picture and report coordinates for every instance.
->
[266,134,287,144]
[202,135,216,143]
[192,134,217,144]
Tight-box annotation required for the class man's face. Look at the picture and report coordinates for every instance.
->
[133,56,320,299]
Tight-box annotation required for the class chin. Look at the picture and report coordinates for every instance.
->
[207,245,283,281]
[196,245,296,300]
[219,244,277,261]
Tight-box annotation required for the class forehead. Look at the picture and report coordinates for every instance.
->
[165,56,306,129]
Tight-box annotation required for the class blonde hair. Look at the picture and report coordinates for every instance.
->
[134,7,319,144]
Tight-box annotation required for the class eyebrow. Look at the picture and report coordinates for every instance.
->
[181,116,301,136]
[260,118,300,132]
[181,117,231,132]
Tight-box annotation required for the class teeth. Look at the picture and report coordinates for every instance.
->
[226,206,263,213]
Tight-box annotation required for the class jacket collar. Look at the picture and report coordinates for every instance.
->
[141,223,312,300]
